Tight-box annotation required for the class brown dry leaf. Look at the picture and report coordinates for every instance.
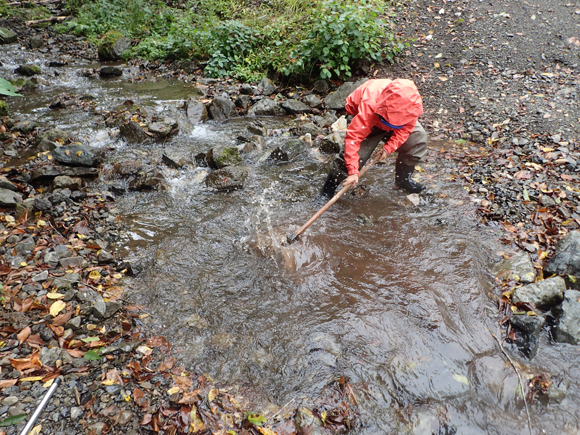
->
[178,390,201,404]
[103,286,124,301]
[256,428,279,435]
[158,357,177,372]
[0,379,18,388]
[173,375,193,391]
[66,349,84,358]
[10,352,41,371]
[52,310,73,327]
[17,326,31,344]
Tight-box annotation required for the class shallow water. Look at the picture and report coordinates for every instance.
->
[3,44,580,434]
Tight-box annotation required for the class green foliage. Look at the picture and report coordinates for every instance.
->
[0,414,26,427]
[0,0,51,20]
[56,0,402,81]
[281,0,400,79]
[0,78,22,97]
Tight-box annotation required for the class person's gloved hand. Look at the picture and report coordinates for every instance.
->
[343,174,359,189]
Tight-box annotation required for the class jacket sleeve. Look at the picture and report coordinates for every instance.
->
[382,120,416,155]
[344,113,373,176]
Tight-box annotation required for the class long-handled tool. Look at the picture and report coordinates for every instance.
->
[287,152,383,244]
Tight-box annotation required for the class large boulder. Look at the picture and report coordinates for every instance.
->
[248,98,285,117]
[208,96,237,120]
[98,32,131,61]
[185,98,208,125]
[280,99,312,115]
[205,166,249,191]
[52,145,100,167]
[545,231,580,278]
[0,28,17,44]
[551,290,580,344]
[206,146,242,169]
[324,79,368,110]
[511,277,566,309]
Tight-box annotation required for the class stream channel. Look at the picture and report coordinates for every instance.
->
[3,45,580,434]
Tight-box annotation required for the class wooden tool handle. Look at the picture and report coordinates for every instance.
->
[291,152,382,240]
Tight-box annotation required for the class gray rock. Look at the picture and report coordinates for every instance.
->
[55,244,73,258]
[60,257,83,268]
[88,422,106,435]
[119,121,151,144]
[128,168,166,191]
[324,79,368,110]
[258,77,276,96]
[205,166,249,191]
[30,35,44,49]
[97,250,115,264]
[493,251,536,283]
[248,98,285,117]
[162,153,188,169]
[299,122,325,137]
[185,98,208,125]
[280,99,312,114]
[16,237,35,255]
[104,301,122,318]
[208,96,237,120]
[149,119,178,139]
[1,396,18,407]
[547,378,569,404]
[510,314,545,358]
[268,139,306,162]
[99,66,123,77]
[545,231,580,277]
[70,407,83,420]
[44,251,59,266]
[12,119,36,133]
[113,160,144,176]
[512,277,566,309]
[33,197,52,211]
[118,410,134,426]
[39,347,64,367]
[0,28,17,44]
[65,316,82,330]
[53,175,82,190]
[234,94,252,110]
[77,287,106,318]
[0,177,17,191]
[52,145,99,167]
[303,94,324,108]
[552,290,580,344]
[240,83,254,95]
[206,146,242,169]
[31,165,98,183]
[32,270,49,282]
[0,188,22,207]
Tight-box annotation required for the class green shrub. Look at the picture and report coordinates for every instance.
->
[281,0,401,79]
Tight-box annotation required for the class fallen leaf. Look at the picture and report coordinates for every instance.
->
[49,300,66,317]
[47,293,65,300]
[17,326,31,344]
[20,376,44,382]
[256,428,278,435]
[0,379,18,389]
[208,389,218,402]
[167,387,180,396]
[438,76,448,81]
[10,353,41,371]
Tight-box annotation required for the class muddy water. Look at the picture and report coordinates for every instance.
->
[3,45,580,434]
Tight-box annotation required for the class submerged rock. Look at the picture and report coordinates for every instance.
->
[510,314,545,358]
[205,166,249,191]
[15,64,41,77]
[319,132,344,154]
[129,168,166,191]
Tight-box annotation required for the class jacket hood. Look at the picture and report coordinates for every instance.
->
[374,79,423,127]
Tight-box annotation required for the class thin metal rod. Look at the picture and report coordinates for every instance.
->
[19,377,62,435]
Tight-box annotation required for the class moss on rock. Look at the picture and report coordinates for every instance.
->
[0,100,9,116]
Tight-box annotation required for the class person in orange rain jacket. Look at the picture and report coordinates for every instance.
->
[320,78,428,198]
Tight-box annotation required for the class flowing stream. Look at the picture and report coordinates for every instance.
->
[3,45,580,434]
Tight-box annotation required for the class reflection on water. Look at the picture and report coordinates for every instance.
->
[3,43,580,435]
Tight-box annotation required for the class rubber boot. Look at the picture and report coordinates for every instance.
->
[395,159,425,193]
[320,169,346,199]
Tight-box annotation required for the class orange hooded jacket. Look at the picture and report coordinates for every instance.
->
[343,79,423,176]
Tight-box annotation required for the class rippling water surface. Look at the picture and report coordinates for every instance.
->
[3,45,580,434]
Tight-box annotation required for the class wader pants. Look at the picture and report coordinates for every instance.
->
[321,121,428,198]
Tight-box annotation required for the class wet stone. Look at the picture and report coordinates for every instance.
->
[208,96,237,120]
[185,98,208,125]
[248,98,285,117]
[0,188,23,206]
[258,77,276,96]
[119,121,151,144]
[0,177,17,191]
[325,79,367,110]
[493,251,536,283]
[545,231,580,278]
[118,410,134,426]
[511,277,566,309]
[99,66,123,77]
[206,146,242,169]
[0,28,17,44]
[552,290,580,345]
[205,166,249,191]
[97,250,114,264]
[53,175,83,190]
[52,145,99,167]
[16,64,41,76]
[280,99,312,114]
